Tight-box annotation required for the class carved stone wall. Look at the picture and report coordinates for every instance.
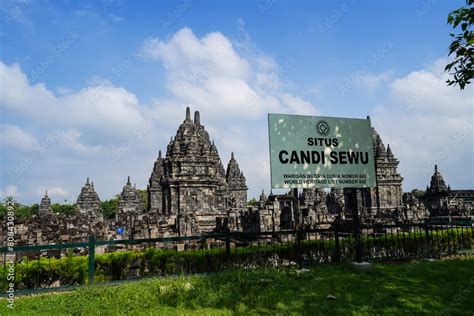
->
[349,128,404,214]
[4,110,472,247]
[423,165,474,218]
[146,107,248,236]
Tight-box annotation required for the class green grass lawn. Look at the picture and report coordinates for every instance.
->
[1,258,473,315]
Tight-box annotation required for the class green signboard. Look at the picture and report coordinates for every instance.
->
[268,113,376,189]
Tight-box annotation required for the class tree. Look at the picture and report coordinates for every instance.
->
[102,198,119,220]
[247,198,258,206]
[3,196,15,205]
[29,203,39,215]
[410,189,425,199]
[137,189,148,209]
[0,197,36,218]
[0,204,6,217]
[445,0,474,89]
[15,205,33,217]
[51,203,76,216]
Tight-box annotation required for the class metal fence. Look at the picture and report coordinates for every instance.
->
[1,220,472,295]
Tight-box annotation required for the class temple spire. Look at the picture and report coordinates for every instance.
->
[158,150,162,159]
[387,144,393,156]
[185,107,191,122]
[429,164,447,193]
[39,189,52,215]
[127,176,131,185]
[231,152,235,160]
[194,111,200,126]
[76,178,102,218]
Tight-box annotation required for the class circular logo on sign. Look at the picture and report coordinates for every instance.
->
[316,120,330,136]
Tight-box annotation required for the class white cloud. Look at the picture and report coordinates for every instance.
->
[141,27,315,120]
[1,27,319,204]
[0,185,19,198]
[0,61,157,203]
[0,62,147,139]
[256,55,278,73]
[373,59,474,191]
[55,85,73,95]
[360,71,391,92]
[391,66,472,114]
[0,62,58,115]
[57,129,104,155]
[280,93,318,115]
[142,28,250,79]
[35,186,69,198]
[138,28,319,200]
[0,124,40,151]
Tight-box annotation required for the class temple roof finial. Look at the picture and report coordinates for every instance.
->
[435,164,438,173]
[231,152,234,160]
[185,107,191,122]
[194,111,200,126]
[45,190,48,197]
[86,177,90,185]
[127,176,131,185]
[158,150,162,158]
[387,144,393,156]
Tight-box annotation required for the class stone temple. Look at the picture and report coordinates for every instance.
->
[422,165,474,217]
[4,108,473,247]
[39,190,52,216]
[75,178,104,232]
[147,107,248,236]
[347,128,404,214]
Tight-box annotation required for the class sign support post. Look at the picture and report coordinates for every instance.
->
[292,188,299,227]
[349,188,362,262]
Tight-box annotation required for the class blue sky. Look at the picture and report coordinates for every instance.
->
[1,0,473,204]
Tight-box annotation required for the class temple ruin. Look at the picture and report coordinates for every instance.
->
[2,108,472,246]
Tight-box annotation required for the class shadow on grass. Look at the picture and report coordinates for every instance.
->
[1,259,473,315]
[182,259,474,315]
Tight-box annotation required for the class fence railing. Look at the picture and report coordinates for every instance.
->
[1,221,472,295]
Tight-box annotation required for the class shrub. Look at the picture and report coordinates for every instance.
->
[1,227,471,290]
